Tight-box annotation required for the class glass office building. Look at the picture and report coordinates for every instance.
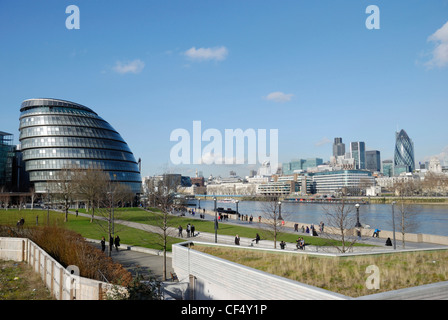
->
[350,141,366,169]
[366,150,381,172]
[311,169,374,195]
[394,129,415,175]
[282,158,323,175]
[19,98,142,194]
[0,131,14,188]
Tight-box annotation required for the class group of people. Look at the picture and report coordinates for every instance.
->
[296,237,305,250]
[100,235,120,253]
[238,214,255,223]
[293,221,324,236]
[178,223,196,237]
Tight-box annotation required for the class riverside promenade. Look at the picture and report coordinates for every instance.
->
[76,208,448,283]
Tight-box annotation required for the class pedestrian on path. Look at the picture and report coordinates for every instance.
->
[235,234,240,245]
[101,236,106,253]
[109,236,113,253]
[373,228,381,238]
[253,233,260,244]
[280,241,286,250]
[178,225,183,237]
[191,224,195,237]
[114,235,121,251]
[187,223,191,237]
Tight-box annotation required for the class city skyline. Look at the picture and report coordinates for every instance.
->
[1,1,448,178]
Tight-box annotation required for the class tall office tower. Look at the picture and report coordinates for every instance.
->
[19,98,142,194]
[0,131,14,188]
[333,137,345,158]
[350,141,366,169]
[394,129,415,175]
[366,150,381,172]
[381,160,394,177]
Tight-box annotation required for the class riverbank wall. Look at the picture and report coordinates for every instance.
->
[201,209,448,246]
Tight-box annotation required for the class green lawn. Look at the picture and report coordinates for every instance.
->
[0,208,182,251]
[1,207,370,251]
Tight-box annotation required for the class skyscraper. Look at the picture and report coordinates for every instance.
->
[394,129,415,175]
[0,131,14,188]
[381,160,394,177]
[350,141,366,170]
[366,150,381,172]
[333,137,345,158]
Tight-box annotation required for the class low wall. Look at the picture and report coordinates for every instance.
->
[173,241,448,300]
[0,237,117,300]
[172,241,350,300]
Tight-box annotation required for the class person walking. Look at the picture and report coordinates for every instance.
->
[178,225,183,237]
[280,241,286,250]
[101,236,106,253]
[109,236,113,253]
[254,233,260,244]
[114,235,120,251]
[235,234,240,245]
[186,223,191,237]
[191,224,195,237]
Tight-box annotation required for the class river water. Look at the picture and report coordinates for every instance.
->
[193,199,448,237]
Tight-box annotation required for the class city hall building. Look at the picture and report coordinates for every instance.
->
[18,98,141,194]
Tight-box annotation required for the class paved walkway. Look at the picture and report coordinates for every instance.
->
[71,208,448,282]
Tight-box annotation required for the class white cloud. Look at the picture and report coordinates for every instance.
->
[112,59,145,74]
[424,146,448,166]
[315,137,331,147]
[184,46,228,61]
[426,21,448,68]
[263,91,294,103]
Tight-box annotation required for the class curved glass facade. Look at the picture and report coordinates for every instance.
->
[394,129,415,174]
[19,98,142,194]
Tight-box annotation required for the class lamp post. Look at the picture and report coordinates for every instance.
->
[214,197,218,243]
[355,203,361,227]
[392,201,397,250]
[278,201,283,221]
[198,198,201,209]
[235,200,239,216]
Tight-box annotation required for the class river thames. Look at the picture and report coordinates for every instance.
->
[194,199,448,237]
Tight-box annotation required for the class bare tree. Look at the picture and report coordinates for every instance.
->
[72,167,110,223]
[94,180,129,257]
[258,196,286,249]
[422,172,448,196]
[54,167,76,222]
[29,186,36,210]
[147,174,178,281]
[394,201,419,249]
[321,199,361,253]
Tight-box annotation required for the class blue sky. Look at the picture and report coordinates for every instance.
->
[1,0,448,178]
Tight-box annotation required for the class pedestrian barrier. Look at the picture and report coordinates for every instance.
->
[0,237,120,300]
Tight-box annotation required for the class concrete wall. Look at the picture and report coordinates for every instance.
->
[173,241,448,300]
[357,280,448,300]
[172,242,350,300]
[0,237,118,300]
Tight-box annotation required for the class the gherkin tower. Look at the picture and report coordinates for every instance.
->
[394,129,415,175]
[19,98,142,194]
